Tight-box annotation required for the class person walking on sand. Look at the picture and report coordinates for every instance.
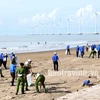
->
[66,45,71,55]
[0,52,3,67]
[86,43,89,52]
[27,59,33,74]
[34,73,47,93]
[80,46,84,58]
[10,52,15,63]
[52,52,59,71]
[76,45,79,57]
[9,58,17,86]
[24,61,30,91]
[16,63,26,95]
[2,53,8,69]
[89,44,96,58]
[97,44,100,58]
[0,53,4,77]
[89,50,96,58]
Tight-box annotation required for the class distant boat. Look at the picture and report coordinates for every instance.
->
[67,33,71,35]
[94,33,99,35]
[78,33,83,35]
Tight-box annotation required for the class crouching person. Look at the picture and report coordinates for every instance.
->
[34,73,47,93]
[16,63,25,95]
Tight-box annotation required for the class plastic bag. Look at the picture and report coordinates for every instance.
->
[27,74,32,86]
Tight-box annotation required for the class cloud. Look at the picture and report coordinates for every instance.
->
[20,18,30,24]
[48,7,60,19]
[20,7,60,25]
[76,5,93,18]
[76,8,85,17]
[85,5,93,13]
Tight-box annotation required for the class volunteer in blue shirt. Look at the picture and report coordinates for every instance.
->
[0,53,3,66]
[0,53,4,77]
[10,52,15,61]
[9,59,16,86]
[66,45,71,55]
[76,45,79,57]
[80,46,84,58]
[2,53,8,69]
[52,52,59,71]
[82,80,90,86]
[97,44,100,58]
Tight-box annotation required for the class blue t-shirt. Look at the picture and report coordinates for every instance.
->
[9,64,16,73]
[52,54,59,61]
[83,80,90,85]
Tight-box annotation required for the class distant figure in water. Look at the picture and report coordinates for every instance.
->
[38,42,40,44]
[45,42,47,44]
[30,42,32,44]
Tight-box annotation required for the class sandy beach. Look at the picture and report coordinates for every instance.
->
[0,48,100,100]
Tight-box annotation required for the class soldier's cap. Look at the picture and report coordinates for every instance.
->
[20,63,24,66]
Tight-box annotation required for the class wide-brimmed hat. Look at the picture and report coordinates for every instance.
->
[28,59,32,62]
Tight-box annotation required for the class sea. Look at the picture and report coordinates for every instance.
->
[0,34,100,54]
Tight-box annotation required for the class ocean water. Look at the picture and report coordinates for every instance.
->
[0,34,100,54]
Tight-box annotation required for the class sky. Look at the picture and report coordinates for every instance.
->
[0,0,100,35]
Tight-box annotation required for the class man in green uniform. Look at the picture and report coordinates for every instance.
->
[16,63,25,95]
[89,50,96,58]
[34,73,46,93]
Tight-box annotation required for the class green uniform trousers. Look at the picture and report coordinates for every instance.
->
[35,75,46,92]
[16,77,25,94]
[89,50,96,58]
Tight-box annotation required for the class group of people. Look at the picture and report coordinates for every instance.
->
[0,52,8,77]
[1,43,100,95]
[0,52,47,95]
[51,43,100,72]
[10,57,46,95]
[65,43,100,58]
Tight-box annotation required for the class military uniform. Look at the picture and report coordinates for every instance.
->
[16,67,25,95]
[35,74,46,93]
[89,50,96,58]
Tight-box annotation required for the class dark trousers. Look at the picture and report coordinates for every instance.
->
[76,51,79,57]
[0,60,3,66]
[86,47,88,52]
[98,50,100,58]
[10,72,15,86]
[81,52,84,58]
[53,61,58,71]
[67,49,71,55]
[3,61,7,69]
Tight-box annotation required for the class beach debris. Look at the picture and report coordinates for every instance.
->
[88,76,91,78]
